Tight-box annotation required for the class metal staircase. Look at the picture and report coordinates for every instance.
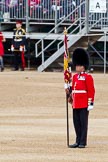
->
[35,0,108,72]
[35,1,87,71]
[37,27,86,72]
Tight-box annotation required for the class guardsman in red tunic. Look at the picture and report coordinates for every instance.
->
[0,31,6,71]
[69,48,95,148]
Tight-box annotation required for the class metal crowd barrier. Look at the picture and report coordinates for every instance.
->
[1,0,108,30]
[0,0,84,22]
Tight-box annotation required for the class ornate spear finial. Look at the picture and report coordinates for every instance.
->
[64,27,67,35]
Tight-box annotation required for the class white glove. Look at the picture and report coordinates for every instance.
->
[11,46,14,51]
[87,105,93,111]
[19,46,23,52]
[64,83,70,89]
[87,102,94,111]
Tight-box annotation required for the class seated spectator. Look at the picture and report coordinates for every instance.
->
[28,0,42,18]
[16,0,25,18]
[51,0,63,19]
[5,0,25,19]
[5,0,18,18]
[8,0,18,7]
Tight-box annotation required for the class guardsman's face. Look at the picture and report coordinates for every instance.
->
[16,23,22,29]
[76,65,85,73]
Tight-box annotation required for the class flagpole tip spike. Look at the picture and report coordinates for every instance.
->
[64,27,67,35]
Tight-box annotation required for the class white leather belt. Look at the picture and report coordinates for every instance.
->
[72,90,87,93]
[14,39,22,42]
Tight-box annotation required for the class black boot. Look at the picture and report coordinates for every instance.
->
[69,143,79,148]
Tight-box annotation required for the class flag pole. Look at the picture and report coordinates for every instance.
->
[64,27,70,147]
[66,92,69,147]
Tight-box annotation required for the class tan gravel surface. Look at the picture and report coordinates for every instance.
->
[0,71,108,162]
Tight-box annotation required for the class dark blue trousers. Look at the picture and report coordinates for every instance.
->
[73,108,89,145]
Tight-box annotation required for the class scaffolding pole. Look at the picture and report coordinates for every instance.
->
[104,31,107,74]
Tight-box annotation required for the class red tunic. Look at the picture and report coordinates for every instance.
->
[0,32,4,56]
[72,72,95,109]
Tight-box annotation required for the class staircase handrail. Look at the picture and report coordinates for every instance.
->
[57,19,86,50]
[89,18,103,30]
[89,43,108,64]
[35,1,86,58]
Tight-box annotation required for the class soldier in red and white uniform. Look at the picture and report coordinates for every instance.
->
[11,20,26,71]
[72,72,95,109]
[69,48,95,148]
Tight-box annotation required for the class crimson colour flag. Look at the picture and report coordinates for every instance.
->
[64,28,71,85]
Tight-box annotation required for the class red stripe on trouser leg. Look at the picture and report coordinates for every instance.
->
[21,51,26,68]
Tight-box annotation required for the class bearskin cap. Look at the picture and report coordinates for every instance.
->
[72,47,90,70]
